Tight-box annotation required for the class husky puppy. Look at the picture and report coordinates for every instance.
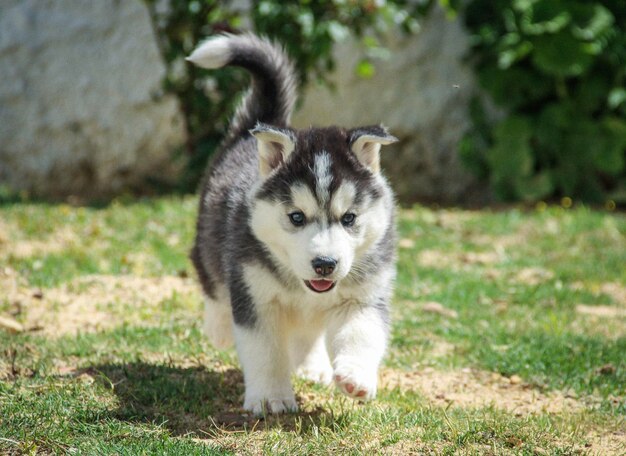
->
[187,34,397,415]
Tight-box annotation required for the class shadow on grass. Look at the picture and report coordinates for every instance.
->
[88,362,333,437]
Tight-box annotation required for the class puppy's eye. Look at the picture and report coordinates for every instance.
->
[341,212,356,227]
[288,211,306,227]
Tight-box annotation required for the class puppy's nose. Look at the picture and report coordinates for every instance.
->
[311,256,337,277]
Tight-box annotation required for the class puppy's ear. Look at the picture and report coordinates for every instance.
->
[349,126,398,173]
[250,124,296,177]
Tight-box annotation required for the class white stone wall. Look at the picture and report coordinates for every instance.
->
[293,6,485,204]
[0,0,186,199]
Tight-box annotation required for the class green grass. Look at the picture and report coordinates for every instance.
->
[393,207,626,399]
[1,197,624,454]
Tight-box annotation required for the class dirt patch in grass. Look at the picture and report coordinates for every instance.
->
[571,281,626,306]
[568,281,626,338]
[416,250,560,287]
[1,266,29,305]
[585,429,626,456]
[417,249,504,271]
[419,301,459,319]
[513,267,555,286]
[380,367,585,416]
[575,305,626,318]
[0,226,80,259]
[571,307,626,339]
[2,270,200,336]
[600,282,626,305]
[0,219,11,245]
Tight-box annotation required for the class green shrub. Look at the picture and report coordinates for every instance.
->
[146,1,625,204]
[460,0,626,203]
[145,0,246,191]
[144,0,430,192]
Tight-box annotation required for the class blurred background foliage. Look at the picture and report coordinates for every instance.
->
[461,0,626,203]
[144,0,433,191]
[145,0,626,204]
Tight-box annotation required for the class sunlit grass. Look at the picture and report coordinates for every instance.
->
[0,197,624,454]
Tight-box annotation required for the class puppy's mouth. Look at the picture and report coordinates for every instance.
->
[305,279,336,293]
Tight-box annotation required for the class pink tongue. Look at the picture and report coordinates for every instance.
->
[309,279,334,292]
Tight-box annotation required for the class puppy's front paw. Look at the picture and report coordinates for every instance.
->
[333,360,378,401]
[244,394,298,416]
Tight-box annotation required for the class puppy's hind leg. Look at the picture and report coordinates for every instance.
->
[292,331,333,386]
[203,286,233,350]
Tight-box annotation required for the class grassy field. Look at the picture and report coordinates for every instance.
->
[0,196,624,455]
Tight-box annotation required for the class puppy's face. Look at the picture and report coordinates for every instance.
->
[249,126,396,294]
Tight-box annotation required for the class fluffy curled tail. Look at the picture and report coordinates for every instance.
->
[187,33,297,140]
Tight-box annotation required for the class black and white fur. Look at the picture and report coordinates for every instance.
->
[187,34,397,415]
